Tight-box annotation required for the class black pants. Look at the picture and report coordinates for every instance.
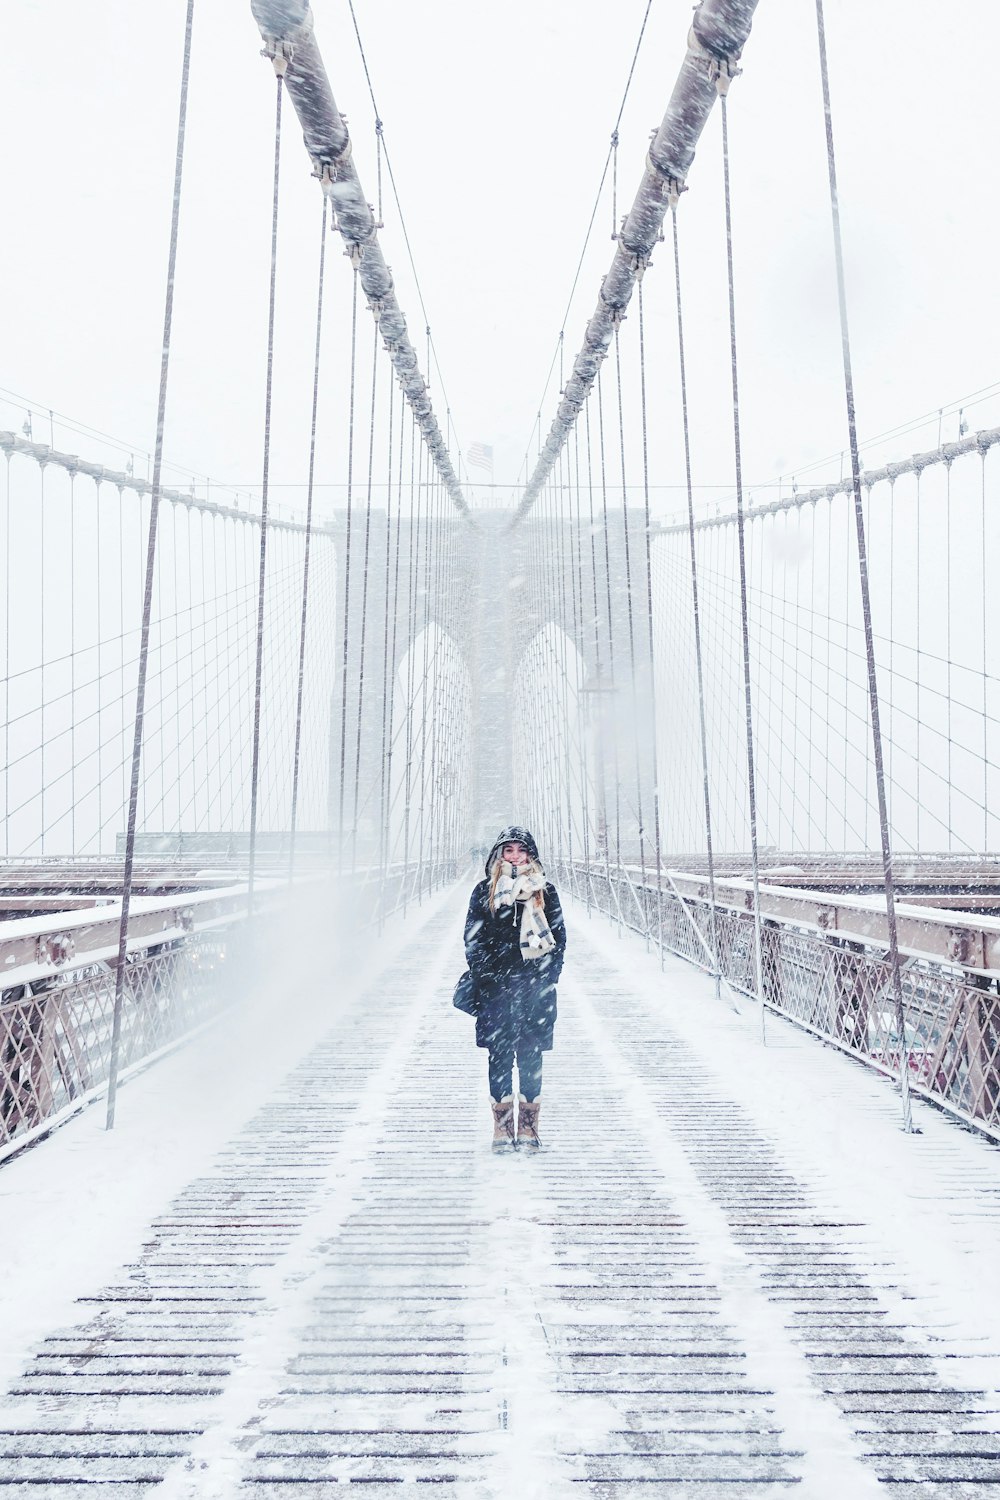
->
[489,1039,543,1101]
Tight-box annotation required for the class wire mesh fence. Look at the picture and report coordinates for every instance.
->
[560,858,1000,1142]
[370,858,463,923]
[0,855,465,1160]
[0,927,236,1158]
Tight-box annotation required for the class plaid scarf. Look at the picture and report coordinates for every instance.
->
[493,864,557,960]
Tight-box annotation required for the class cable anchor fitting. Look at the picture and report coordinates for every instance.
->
[686,27,742,95]
[708,50,742,96]
[260,35,294,77]
[665,175,687,210]
[313,132,353,188]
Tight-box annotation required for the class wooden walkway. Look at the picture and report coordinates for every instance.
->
[1,889,999,1496]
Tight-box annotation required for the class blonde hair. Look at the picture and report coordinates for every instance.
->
[488,856,545,914]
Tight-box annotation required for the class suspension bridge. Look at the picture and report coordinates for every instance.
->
[2,0,1000,1491]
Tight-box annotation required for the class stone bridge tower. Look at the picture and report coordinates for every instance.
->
[327,506,655,863]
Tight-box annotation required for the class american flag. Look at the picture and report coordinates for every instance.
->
[466,441,494,475]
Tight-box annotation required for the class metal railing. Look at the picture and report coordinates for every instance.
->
[371,858,463,924]
[0,856,465,1160]
[560,859,1000,1143]
[0,887,249,1160]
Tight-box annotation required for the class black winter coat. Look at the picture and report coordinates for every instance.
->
[463,880,567,1052]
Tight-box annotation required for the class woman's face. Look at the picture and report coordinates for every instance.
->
[502,841,530,867]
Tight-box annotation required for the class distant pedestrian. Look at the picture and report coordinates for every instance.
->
[462,826,566,1152]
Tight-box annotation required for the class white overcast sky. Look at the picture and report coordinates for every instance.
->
[2,0,998,518]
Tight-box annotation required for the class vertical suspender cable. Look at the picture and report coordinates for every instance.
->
[337,270,360,872]
[422,469,437,895]
[611,324,650,906]
[982,456,988,853]
[584,404,605,880]
[385,396,407,894]
[416,442,433,899]
[434,476,450,884]
[95,478,103,851]
[553,468,564,866]
[69,475,76,853]
[248,64,285,912]
[584,400,610,885]
[422,471,437,888]
[636,282,665,960]
[401,424,420,909]
[566,437,583,894]
[571,422,593,912]
[814,0,912,1130]
[542,475,558,862]
[350,323,380,872]
[719,92,765,1037]
[39,467,45,854]
[3,457,9,857]
[671,202,722,997]
[377,373,396,905]
[554,450,571,878]
[432,474,448,885]
[613,326,648,907]
[561,449,576,884]
[106,0,195,1130]
[289,194,328,883]
[596,367,622,882]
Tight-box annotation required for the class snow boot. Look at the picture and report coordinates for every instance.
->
[517,1095,542,1151]
[491,1096,516,1154]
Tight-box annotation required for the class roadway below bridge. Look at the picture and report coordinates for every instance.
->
[1,886,999,1495]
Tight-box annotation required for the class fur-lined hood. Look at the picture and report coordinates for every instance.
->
[483,825,540,876]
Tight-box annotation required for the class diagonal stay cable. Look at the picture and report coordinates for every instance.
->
[814,0,912,1131]
[671,201,722,995]
[337,270,361,873]
[514,0,656,495]
[248,61,285,913]
[719,88,766,1039]
[636,282,666,960]
[343,0,467,484]
[513,0,761,526]
[288,194,328,882]
[106,0,195,1131]
[250,1,466,516]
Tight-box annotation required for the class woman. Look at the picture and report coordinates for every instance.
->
[463,826,567,1152]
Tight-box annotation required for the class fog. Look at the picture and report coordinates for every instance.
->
[1,0,998,517]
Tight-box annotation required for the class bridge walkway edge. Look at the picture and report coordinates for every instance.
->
[0,887,997,1494]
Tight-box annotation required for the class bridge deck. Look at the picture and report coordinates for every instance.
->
[1,888,999,1496]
